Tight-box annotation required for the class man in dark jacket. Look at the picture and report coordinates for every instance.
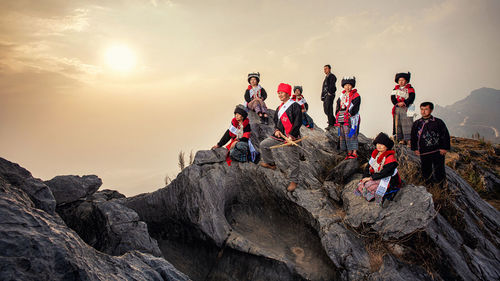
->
[321,64,337,130]
[411,102,451,186]
[260,83,302,192]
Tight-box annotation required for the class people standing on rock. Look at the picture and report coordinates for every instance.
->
[411,102,451,187]
[321,65,337,130]
[391,72,416,145]
[356,132,402,204]
[259,83,303,192]
[212,107,255,165]
[292,86,314,129]
[244,72,269,125]
[335,76,361,159]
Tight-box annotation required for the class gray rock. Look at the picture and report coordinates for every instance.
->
[342,180,436,239]
[193,148,227,165]
[56,195,162,257]
[326,158,360,183]
[323,181,340,202]
[0,157,56,214]
[0,178,188,281]
[45,175,102,204]
[2,106,500,281]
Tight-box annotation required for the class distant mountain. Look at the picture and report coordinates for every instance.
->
[434,87,500,143]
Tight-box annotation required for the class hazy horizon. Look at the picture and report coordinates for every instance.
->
[1,0,499,196]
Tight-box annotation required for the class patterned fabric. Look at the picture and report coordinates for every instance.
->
[339,125,358,151]
[247,99,268,114]
[355,180,381,202]
[394,106,413,141]
[229,141,249,162]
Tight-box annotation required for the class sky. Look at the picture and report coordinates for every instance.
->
[1,0,499,196]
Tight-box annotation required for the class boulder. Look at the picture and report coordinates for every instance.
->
[45,175,102,204]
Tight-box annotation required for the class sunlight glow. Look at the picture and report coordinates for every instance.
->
[104,45,137,72]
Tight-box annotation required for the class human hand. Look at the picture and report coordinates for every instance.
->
[439,149,447,155]
[414,150,420,156]
[212,145,220,149]
[274,130,281,137]
[360,177,371,184]
[397,102,406,107]
[230,141,238,150]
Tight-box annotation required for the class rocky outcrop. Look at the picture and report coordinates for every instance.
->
[0,157,56,214]
[45,175,102,204]
[0,165,188,281]
[1,107,499,281]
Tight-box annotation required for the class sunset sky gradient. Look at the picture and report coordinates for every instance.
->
[1,0,499,195]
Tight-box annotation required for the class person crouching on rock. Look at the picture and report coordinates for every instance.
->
[292,86,314,129]
[244,72,269,124]
[391,72,416,146]
[356,132,402,204]
[212,107,253,166]
[259,83,303,192]
[335,76,361,159]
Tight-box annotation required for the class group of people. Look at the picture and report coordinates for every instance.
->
[212,66,451,204]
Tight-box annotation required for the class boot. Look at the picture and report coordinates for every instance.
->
[287,182,297,192]
[260,162,276,170]
[260,115,265,124]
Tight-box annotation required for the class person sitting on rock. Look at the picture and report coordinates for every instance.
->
[292,86,314,129]
[259,83,302,192]
[212,107,254,165]
[391,72,416,146]
[244,72,269,125]
[335,76,361,159]
[356,132,402,204]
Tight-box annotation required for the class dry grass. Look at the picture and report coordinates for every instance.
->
[364,236,387,273]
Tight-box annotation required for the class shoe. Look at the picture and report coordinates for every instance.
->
[347,154,358,159]
[264,116,269,125]
[260,116,265,124]
[259,162,276,170]
[287,182,297,192]
[344,153,351,160]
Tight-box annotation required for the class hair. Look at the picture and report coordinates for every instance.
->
[324,64,331,69]
[420,102,434,110]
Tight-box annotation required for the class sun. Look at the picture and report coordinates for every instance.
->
[104,45,137,72]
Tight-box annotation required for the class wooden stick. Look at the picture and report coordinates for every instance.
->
[270,136,308,149]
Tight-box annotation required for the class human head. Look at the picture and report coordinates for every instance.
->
[324,64,331,75]
[341,76,356,90]
[394,72,411,85]
[234,107,248,121]
[420,102,434,118]
[249,77,258,86]
[247,72,260,85]
[293,86,303,96]
[277,83,292,102]
[373,132,394,151]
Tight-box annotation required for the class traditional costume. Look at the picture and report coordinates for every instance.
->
[292,86,314,129]
[260,83,302,184]
[411,115,450,186]
[244,72,269,124]
[216,107,256,165]
[356,133,402,204]
[391,72,416,141]
[335,77,361,156]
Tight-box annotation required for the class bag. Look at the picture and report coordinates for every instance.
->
[229,142,249,162]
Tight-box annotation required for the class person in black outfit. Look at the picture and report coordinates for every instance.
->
[411,102,451,186]
[321,64,337,130]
